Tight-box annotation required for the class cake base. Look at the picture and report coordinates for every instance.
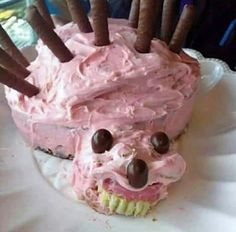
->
[36,147,74,160]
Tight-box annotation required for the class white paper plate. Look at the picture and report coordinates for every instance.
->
[0,49,236,232]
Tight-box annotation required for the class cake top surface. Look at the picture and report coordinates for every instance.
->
[5,19,199,127]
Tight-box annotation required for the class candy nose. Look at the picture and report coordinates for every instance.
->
[127,159,148,188]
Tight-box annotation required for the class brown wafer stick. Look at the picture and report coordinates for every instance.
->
[169,5,195,53]
[34,0,55,28]
[160,0,178,44]
[0,66,39,97]
[134,0,157,53]
[90,0,110,46]
[66,0,93,33]
[0,24,29,67]
[51,15,71,26]
[0,48,30,79]
[129,0,140,28]
[153,0,164,38]
[26,6,73,63]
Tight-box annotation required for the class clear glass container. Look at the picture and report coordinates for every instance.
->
[0,0,36,48]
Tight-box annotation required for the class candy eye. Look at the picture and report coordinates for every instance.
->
[150,132,170,154]
[127,159,148,188]
[91,129,113,153]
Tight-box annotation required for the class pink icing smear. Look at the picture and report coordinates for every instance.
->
[5,18,200,209]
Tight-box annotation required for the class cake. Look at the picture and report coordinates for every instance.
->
[0,0,199,216]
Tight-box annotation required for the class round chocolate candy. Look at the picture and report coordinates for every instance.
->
[151,132,170,154]
[91,129,113,153]
[127,159,148,188]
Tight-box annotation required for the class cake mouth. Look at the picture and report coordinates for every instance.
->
[92,179,167,216]
[78,179,166,216]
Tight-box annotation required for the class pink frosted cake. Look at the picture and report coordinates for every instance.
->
[1,1,199,216]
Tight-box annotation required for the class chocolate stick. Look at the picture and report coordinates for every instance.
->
[0,66,39,97]
[134,0,157,53]
[153,0,164,38]
[51,15,71,26]
[66,0,93,33]
[0,48,30,79]
[129,0,140,28]
[0,24,29,67]
[26,6,73,63]
[90,0,110,46]
[160,0,177,44]
[34,0,55,28]
[169,5,195,53]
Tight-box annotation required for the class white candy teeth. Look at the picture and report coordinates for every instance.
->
[100,190,110,207]
[99,188,152,217]
[109,194,120,212]
[116,198,128,214]
[125,201,136,216]
[140,202,150,216]
[134,201,144,216]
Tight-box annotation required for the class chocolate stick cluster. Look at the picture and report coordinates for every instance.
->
[0,18,39,96]
[90,0,110,46]
[34,0,55,28]
[0,0,195,98]
[0,0,56,97]
[134,0,157,53]
[66,0,93,33]
[26,6,74,63]
[0,25,29,67]
[0,0,73,97]
[131,0,195,54]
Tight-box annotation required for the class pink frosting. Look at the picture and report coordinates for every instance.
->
[5,19,199,207]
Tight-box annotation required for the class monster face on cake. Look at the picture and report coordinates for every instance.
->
[0,0,199,216]
[72,128,186,216]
